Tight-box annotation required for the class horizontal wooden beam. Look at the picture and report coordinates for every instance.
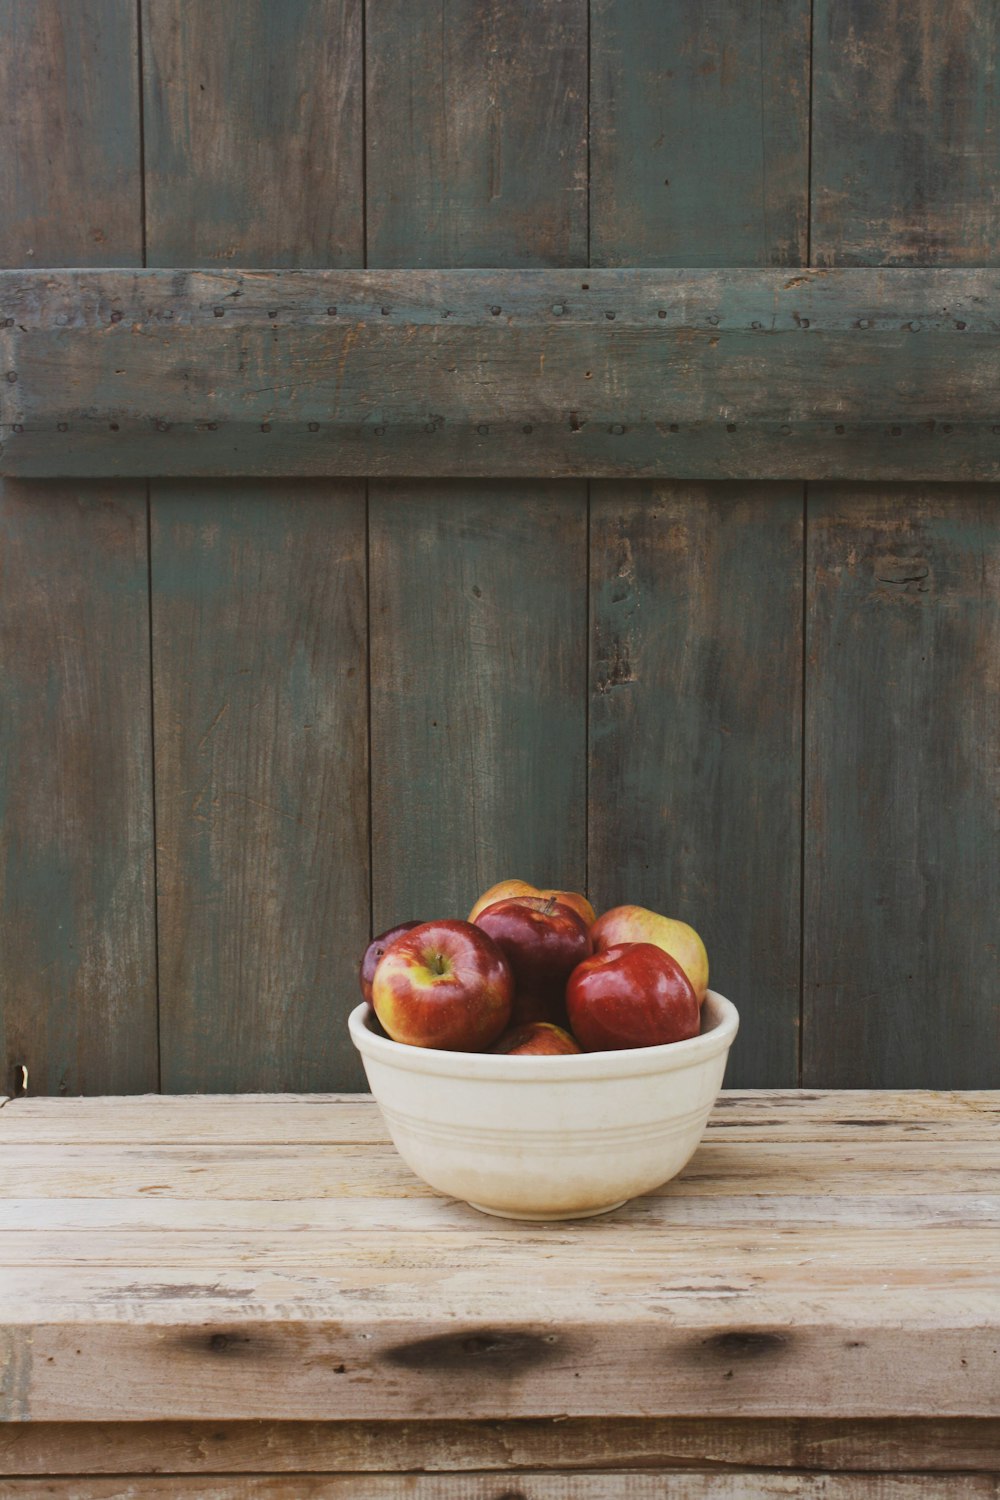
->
[1,268,999,479]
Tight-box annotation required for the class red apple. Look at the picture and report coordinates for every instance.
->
[468,879,596,927]
[566,943,701,1052]
[491,1022,581,1056]
[358,920,424,1003]
[371,919,512,1051]
[591,905,709,1002]
[474,896,592,1022]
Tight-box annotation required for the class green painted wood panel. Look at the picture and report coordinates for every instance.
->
[7,267,1000,482]
[588,0,807,1085]
[143,1,369,1089]
[366,0,587,268]
[0,483,157,1095]
[0,0,142,268]
[591,0,810,267]
[589,485,803,1086]
[366,2,589,928]
[812,0,1000,267]
[803,489,1000,1087]
[369,482,588,925]
[809,0,1000,1087]
[142,0,363,269]
[152,486,369,1092]
[0,0,154,1095]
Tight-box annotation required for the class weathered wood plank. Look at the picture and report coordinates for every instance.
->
[3,1310,996,1421]
[803,489,1000,1088]
[4,269,1000,480]
[369,481,587,924]
[0,5,151,1097]
[2,1139,995,1202]
[811,0,1000,267]
[589,485,802,1086]
[0,1473,994,1497]
[590,0,810,267]
[4,1417,998,1477]
[2,1089,994,1144]
[0,0,141,269]
[0,485,157,1096]
[366,0,587,267]
[366,0,589,930]
[141,2,369,1093]
[142,0,363,269]
[150,486,369,1092]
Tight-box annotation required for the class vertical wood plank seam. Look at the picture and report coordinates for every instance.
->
[136,0,148,268]
[145,486,161,1093]
[363,1,372,940]
[581,2,590,900]
[806,0,815,266]
[798,483,808,1086]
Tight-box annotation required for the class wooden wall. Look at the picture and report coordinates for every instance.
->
[1,0,997,1094]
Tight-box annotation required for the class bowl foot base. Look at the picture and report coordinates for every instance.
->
[466,1198,628,1222]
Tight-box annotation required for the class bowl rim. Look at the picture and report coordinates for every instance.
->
[348,989,739,1082]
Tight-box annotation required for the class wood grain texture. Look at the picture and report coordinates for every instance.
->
[369,482,587,925]
[142,0,363,268]
[803,489,1000,1088]
[0,486,157,1097]
[366,0,589,932]
[366,0,587,268]
[6,268,1000,481]
[0,1474,995,1497]
[586,13,808,1087]
[590,0,810,267]
[1,1090,997,1423]
[151,486,368,1092]
[812,0,1000,266]
[0,0,141,269]
[142,2,369,1093]
[589,485,802,1086]
[4,1417,999,1477]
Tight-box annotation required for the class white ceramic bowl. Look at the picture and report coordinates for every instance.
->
[348,991,739,1220]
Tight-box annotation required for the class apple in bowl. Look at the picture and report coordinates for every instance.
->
[591,905,709,1002]
[468,879,596,928]
[567,942,700,1051]
[474,895,591,1027]
[370,919,513,1052]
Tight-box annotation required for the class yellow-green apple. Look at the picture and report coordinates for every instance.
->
[474,896,592,1027]
[468,879,596,927]
[491,1022,581,1056]
[371,919,512,1051]
[359,920,424,1003]
[591,905,709,1001]
[566,943,700,1051]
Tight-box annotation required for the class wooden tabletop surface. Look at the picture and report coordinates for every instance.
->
[0,1089,997,1425]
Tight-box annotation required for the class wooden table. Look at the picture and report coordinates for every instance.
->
[0,1090,997,1495]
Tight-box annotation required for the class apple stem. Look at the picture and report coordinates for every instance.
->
[429,952,447,975]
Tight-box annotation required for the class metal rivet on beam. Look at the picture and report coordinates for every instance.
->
[669,423,679,433]
[605,310,616,320]
[835,424,845,435]
[12,423,23,432]
[374,426,386,436]
[477,424,489,435]
[658,310,667,319]
[610,423,625,435]
[726,422,737,433]
[5,371,17,382]
[57,422,68,432]
[110,423,119,431]
[260,423,271,432]
[522,424,533,433]
[490,306,501,316]
[955,320,967,330]
[327,306,338,316]
[552,304,566,315]
[308,421,319,432]
[381,307,391,315]
[942,423,954,433]
[109,310,123,323]
[213,307,225,317]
